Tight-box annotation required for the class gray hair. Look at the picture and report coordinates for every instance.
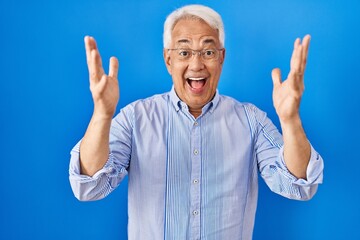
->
[163,4,225,48]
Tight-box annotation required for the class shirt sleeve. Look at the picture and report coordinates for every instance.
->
[69,106,133,201]
[250,104,324,200]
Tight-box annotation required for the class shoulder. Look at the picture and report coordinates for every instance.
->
[115,92,170,123]
[120,92,168,110]
[218,94,262,114]
[217,94,270,127]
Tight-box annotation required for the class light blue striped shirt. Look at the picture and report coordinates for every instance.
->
[69,87,323,240]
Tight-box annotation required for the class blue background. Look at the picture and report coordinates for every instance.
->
[1,0,359,239]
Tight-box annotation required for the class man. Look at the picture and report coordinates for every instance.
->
[69,4,324,240]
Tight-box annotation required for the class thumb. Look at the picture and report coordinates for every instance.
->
[271,68,282,87]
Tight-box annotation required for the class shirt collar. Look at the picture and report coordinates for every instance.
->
[169,86,220,115]
[169,86,181,112]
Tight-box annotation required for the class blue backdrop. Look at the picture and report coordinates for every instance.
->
[1,0,359,239]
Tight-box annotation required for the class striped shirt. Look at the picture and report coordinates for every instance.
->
[69,87,324,240]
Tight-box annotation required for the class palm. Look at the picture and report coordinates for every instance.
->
[272,35,310,123]
[85,36,120,118]
[91,73,119,116]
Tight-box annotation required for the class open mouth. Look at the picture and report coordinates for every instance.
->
[187,77,207,90]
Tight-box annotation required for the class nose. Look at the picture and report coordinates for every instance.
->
[188,52,205,71]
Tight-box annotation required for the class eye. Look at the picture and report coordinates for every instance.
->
[178,49,191,57]
[204,49,215,57]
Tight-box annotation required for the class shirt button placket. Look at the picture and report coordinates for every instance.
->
[193,149,199,155]
[190,119,201,240]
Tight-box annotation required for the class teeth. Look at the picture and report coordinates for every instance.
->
[188,77,205,81]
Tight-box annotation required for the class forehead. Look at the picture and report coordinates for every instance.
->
[171,18,220,47]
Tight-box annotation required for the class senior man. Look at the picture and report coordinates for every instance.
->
[69,4,324,240]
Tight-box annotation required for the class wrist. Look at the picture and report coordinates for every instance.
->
[93,106,116,121]
[92,111,114,122]
[279,114,303,134]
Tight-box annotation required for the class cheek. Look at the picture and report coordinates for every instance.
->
[172,65,186,78]
[171,69,186,87]
[210,66,222,84]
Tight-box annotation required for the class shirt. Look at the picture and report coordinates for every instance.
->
[69,87,324,240]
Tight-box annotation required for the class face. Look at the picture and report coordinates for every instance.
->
[164,18,225,115]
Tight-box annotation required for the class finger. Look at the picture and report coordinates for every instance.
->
[271,68,282,87]
[294,37,301,49]
[300,34,311,71]
[84,36,97,64]
[290,38,301,68]
[109,57,119,79]
[90,48,105,83]
[92,37,104,77]
[84,36,92,70]
[289,47,306,94]
[84,36,90,61]
[97,74,108,91]
[302,34,311,56]
[290,42,303,78]
[85,36,103,82]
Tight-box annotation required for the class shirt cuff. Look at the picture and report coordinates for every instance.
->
[68,140,119,182]
[279,143,324,186]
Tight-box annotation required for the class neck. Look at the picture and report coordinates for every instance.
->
[189,108,202,118]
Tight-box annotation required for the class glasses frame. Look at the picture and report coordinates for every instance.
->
[167,48,225,62]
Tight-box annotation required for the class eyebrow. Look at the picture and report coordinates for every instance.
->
[175,38,217,47]
[176,39,191,45]
[203,38,216,45]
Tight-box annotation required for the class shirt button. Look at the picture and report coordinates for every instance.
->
[193,149,199,155]
[193,210,199,215]
[194,121,198,126]
[193,179,199,184]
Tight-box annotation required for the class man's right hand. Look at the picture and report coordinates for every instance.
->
[79,36,119,176]
[85,36,119,119]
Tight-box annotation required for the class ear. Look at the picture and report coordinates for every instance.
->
[219,48,226,65]
[163,48,172,75]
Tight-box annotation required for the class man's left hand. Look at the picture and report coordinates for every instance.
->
[271,35,311,124]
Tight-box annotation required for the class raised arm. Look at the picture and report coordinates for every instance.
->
[79,36,119,176]
[271,35,311,179]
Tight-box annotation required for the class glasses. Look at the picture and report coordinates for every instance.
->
[167,48,224,62]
